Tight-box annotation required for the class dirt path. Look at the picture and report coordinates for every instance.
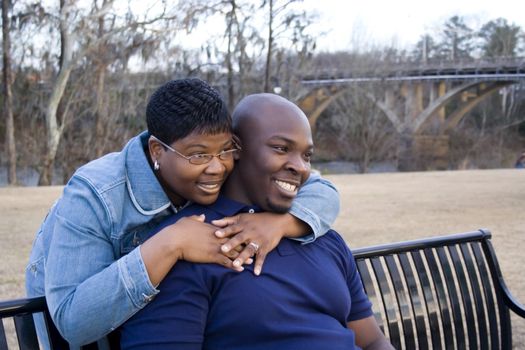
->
[1,169,524,347]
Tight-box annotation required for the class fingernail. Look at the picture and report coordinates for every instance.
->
[246,258,253,264]
[233,260,241,267]
[254,267,261,276]
[215,230,224,237]
[221,245,230,252]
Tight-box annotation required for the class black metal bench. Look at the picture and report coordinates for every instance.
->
[0,296,119,349]
[353,229,525,349]
[1,229,524,349]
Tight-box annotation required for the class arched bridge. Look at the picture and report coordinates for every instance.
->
[297,58,525,170]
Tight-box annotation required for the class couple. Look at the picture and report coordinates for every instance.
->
[27,79,391,349]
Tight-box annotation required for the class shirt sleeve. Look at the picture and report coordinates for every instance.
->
[289,172,340,243]
[344,247,373,322]
[45,176,158,346]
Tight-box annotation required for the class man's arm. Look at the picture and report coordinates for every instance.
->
[348,316,394,350]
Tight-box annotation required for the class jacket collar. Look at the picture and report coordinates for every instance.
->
[125,131,171,215]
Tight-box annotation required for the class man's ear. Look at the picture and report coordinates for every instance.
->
[232,134,242,148]
[232,135,242,160]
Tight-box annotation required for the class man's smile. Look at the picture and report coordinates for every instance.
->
[274,179,299,194]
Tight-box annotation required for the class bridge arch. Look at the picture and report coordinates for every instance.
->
[297,80,518,136]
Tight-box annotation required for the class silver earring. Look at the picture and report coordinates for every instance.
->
[154,160,160,171]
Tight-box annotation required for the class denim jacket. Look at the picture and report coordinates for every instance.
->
[25,131,340,346]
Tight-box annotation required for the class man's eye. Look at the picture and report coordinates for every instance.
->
[272,146,287,152]
[304,152,313,161]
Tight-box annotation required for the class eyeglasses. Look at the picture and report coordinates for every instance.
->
[151,135,239,165]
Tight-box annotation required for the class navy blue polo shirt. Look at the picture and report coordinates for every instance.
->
[120,195,373,350]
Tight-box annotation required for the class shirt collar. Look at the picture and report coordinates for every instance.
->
[208,195,261,217]
[125,131,171,215]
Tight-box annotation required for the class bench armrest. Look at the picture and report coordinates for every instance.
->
[498,278,525,318]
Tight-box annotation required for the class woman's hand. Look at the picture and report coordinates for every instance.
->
[213,212,305,276]
[172,215,252,267]
[141,214,249,286]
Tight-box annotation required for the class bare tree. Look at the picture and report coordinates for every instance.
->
[261,0,315,93]
[2,0,17,184]
[327,86,396,173]
[37,0,185,185]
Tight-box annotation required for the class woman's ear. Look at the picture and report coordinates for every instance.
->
[148,136,163,160]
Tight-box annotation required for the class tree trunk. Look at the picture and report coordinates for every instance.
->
[263,0,273,92]
[39,0,73,185]
[94,66,108,158]
[225,0,236,111]
[2,0,17,185]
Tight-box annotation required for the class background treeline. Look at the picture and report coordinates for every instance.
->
[1,0,525,185]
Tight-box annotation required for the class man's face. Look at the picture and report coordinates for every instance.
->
[150,131,235,206]
[236,104,313,213]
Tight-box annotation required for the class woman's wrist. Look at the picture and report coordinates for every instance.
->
[279,213,310,239]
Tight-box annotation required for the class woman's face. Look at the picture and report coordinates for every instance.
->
[149,131,235,206]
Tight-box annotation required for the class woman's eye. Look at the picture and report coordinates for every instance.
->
[192,154,208,159]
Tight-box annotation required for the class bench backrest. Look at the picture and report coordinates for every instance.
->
[353,229,518,350]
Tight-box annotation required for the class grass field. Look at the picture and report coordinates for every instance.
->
[1,169,524,348]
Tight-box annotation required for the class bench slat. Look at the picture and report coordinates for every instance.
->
[411,251,442,349]
[13,314,40,350]
[356,259,385,334]
[370,257,402,349]
[471,242,501,350]
[460,242,489,350]
[398,253,429,349]
[0,320,9,349]
[424,247,456,349]
[385,255,416,349]
[436,246,467,349]
[448,244,478,349]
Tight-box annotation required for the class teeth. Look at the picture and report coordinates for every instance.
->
[275,180,297,192]
[200,183,219,189]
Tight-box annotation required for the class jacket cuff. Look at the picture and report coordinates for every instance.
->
[118,247,159,308]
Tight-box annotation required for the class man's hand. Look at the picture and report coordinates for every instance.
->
[213,212,294,276]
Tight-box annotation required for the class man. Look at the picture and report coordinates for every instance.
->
[120,93,392,350]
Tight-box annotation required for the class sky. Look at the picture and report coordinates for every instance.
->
[302,0,525,51]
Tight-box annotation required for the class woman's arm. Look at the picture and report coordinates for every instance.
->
[45,177,237,346]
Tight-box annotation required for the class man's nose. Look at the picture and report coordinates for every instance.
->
[286,153,310,175]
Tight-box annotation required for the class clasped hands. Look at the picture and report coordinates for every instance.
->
[179,212,286,276]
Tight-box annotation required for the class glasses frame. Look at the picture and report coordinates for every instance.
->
[151,135,239,165]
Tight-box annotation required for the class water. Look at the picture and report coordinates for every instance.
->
[0,162,398,187]
[312,161,397,174]
[0,167,64,187]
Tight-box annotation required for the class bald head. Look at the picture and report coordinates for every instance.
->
[232,93,309,142]
[224,93,313,212]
